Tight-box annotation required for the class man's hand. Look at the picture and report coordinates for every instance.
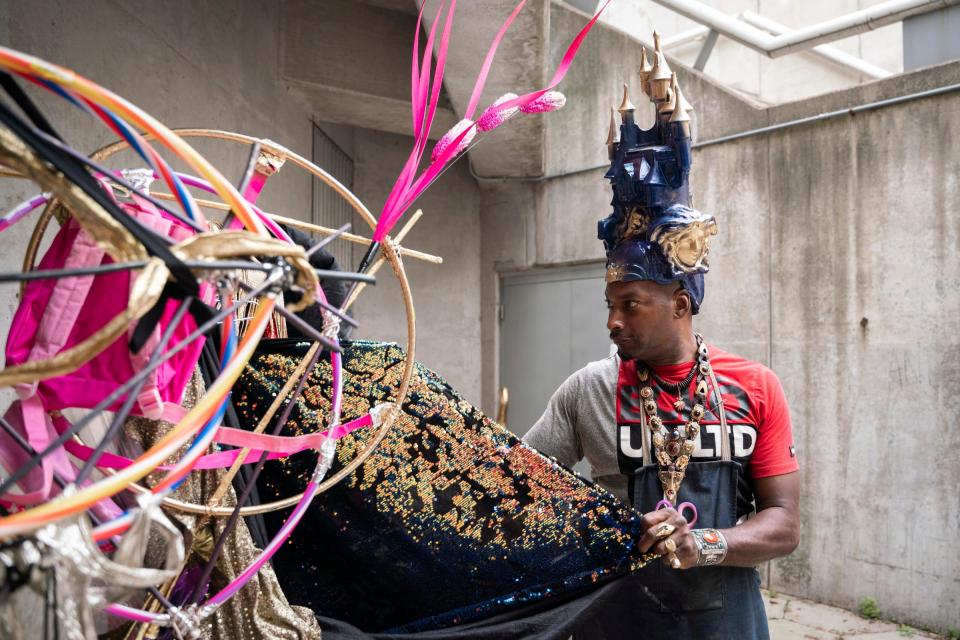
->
[638,507,697,569]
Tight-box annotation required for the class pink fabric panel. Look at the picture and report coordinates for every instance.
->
[5,201,209,413]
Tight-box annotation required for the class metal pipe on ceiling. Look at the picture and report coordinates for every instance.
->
[658,10,893,81]
[653,0,958,58]
[739,11,892,79]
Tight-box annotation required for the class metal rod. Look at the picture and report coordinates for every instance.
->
[237,142,261,197]
[694,82,960,148]
[274,305,340,348]
[313,269,375,284]
[315,299,357,328]
[306,223,351,258]
[694,29,720,71]
[0,260,277,283]
[235,280,358,329]
[739,11,891,79]
[0,261,151,282]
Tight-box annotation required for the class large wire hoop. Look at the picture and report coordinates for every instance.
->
[78,129,417,516]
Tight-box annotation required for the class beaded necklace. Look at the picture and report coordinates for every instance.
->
[648,359,698,412]
[637,334,711,503]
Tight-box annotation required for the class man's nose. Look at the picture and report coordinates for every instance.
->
[607,311,624,333]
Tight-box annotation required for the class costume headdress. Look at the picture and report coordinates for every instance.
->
[598,33,717,313]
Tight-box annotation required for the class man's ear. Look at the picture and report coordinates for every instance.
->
[673,288,692,319]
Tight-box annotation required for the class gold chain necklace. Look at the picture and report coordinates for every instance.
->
[638,335,711,503]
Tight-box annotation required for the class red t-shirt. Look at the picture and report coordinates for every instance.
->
[619,345,798,480]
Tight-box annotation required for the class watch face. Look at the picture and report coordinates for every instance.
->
[703,531,720,544]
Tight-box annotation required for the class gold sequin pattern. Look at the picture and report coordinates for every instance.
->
[234,340,649,632]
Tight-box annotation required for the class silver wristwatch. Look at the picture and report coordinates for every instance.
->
[691,528,727,567]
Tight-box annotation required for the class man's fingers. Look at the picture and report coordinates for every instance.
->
[655,530,697,569]
[638,508,688,553]
[639,508,672,531]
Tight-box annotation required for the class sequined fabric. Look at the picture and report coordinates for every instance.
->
[234,340,646,633]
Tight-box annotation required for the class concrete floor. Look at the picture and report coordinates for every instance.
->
[763,591,946,639]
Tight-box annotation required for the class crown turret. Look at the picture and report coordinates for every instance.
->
[618,83,636,124]
[606,106,619,158]
[674,76,694,114]
[669,75,690,123]
[649,33,673,104]
[639,46,652,97]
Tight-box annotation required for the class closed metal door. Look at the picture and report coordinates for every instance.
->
[499,264,612,464]
[312,124,354,269]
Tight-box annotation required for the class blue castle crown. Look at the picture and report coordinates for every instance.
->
[598,34,716,313]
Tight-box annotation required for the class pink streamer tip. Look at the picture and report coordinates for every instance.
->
[476,93,519,132]
[431,118,477,162]
[519,90,566,114]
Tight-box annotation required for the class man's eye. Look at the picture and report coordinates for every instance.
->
[625,301,640,310]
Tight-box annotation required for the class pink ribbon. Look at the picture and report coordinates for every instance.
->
[62,413,374,472]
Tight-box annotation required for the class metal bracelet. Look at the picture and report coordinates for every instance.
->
[691,528,727,567]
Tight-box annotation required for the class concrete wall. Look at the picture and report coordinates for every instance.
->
[282,0,457,140]
[477,2,959,631]
[761,65,960,633]
[0,0,484,401]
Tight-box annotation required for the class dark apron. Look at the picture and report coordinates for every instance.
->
[575,369,769,640]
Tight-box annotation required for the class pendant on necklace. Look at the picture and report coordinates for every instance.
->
[673,398,685,412]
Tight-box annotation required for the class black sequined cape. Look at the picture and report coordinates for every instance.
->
[233,340,646,634]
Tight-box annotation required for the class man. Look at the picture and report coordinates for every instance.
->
[524,40,799,639]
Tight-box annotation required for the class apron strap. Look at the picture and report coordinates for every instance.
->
[707,367,731,462]
[640,390,652,467]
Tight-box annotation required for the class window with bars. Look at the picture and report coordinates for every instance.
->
[311,124,355,270]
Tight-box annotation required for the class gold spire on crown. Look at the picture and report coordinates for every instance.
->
[649,31,673,104]
[606,106,619,158]
[618,83,635,117]
[674,75,694,113]
[669,74,690,124]
[658,71,676,118]
[639,45,652,96]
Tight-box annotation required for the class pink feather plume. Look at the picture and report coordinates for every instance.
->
[374,0,610,242]
[520,90,566,114]
[476,93,520,132]
[431,118,477,161]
